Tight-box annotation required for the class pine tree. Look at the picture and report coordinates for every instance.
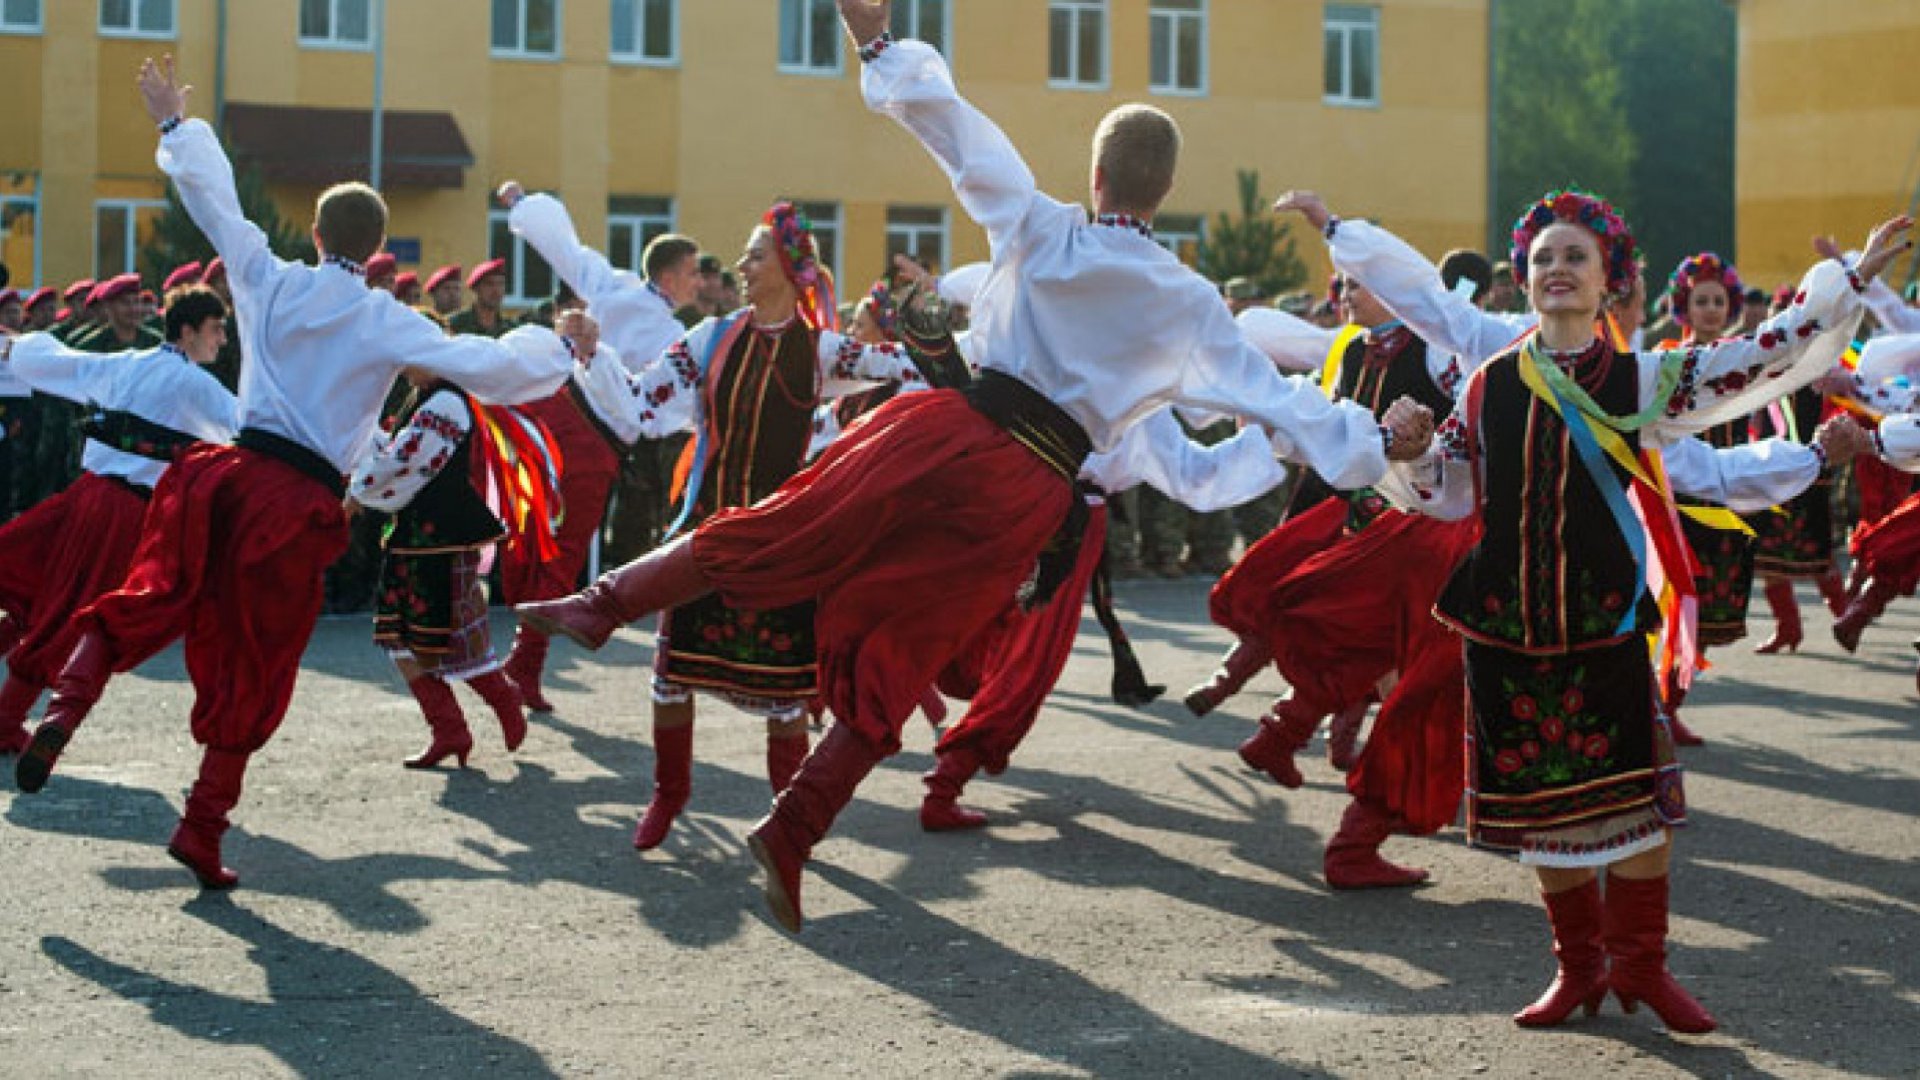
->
[141,150,315,284]
[1195,169,1306,297]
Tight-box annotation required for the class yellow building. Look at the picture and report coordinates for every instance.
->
[1736,0,1920,291]
[1,0,1489,310]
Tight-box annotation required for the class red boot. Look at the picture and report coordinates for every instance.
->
[503,626,555,713]
[515,535,710,651]
[1514,878,1607,1027]
[747,721,885,933]
[1816,571,1848,619]
[1604,873,1717,1034]
[766,727,810,794]
[1237,696,1322,789]
[467,669,528,752]
[1183,635,1268,717]
[1662,671,1704,748]
[167,748,249,890]
[1326,700,1368,772]
[1753,579,1803,654]
[920,745,988,832]
[0,673,41,755]
[1323,798,1430,889]
[1833,577,1898,654]
[15,630,115,794]
[403,674,473,769]
[632,721,694,850]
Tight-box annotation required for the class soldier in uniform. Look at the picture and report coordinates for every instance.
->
[448,259,512,337]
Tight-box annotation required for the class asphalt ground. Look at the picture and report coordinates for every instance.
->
[1,578,1915,1078]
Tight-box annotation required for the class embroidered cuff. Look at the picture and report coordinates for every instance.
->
[1843,262,1866,294]
[1323,216,1341,243]
[1377,423,1396,457]
[158,114,185,135]
[858,32,895,63]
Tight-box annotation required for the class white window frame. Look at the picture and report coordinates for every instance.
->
[487,208,557,306]
[778,0,842,77]
[491,0,562,60]
[92,198,167,280]
[98,0,175,39]
[1,187,42,287]
[885,206,949,273]
[1153,213,1206,266]
[1323,4,1380,108]
[1,0,43,35]
[298,0,372,51]
[607,196,677,274]
[1149,0,1208,97]
[610,0,676,66]
[793,201,842,286]
[1048,0,1108,91]
[889,0,950,58]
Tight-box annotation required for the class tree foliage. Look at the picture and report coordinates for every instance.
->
[141,150,315,284]
[1196,169,1306,296]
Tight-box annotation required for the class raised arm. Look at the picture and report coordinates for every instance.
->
[348,389,470,513]
[818,330,929,398]
[844,4,1039,255]
[142,58,280,299]
[502,188,685,366]
[1864,277,1920,334]
[1084,407,1289,512]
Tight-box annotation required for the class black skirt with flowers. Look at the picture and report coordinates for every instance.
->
[1463,636,1683,856]
[656,593,818,701]
[1680,510,1756,646]
[1750,478,1835,578]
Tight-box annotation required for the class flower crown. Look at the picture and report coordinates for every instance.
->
[1667,251,1745,326]
[763,202,820,289]
[1509,189,1639,299]
[866,280,899,338]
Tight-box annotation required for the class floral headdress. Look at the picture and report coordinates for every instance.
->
[1667,251,1745,328]
[763,201,837,331]
[1509,189,1639,300]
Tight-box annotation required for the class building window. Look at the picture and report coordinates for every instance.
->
[1154,213,1205,266]
[492,0,560,58]
[611,0,675,64]
[1048,0,1106,88]
[885,207,948,272]
[488,209,556,306]
[2,0,42,34]
[1324,4,1378,107]
[608,196,676,274]
[99,0,174,38]
[1149,0,1206,95]
[779,0,840,75]
[94,199,166,280]
[889,0,947,55]
[793,201,841,285]
[1,185,40,287]
[299,0,371,49]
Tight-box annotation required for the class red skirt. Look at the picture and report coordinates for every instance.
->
[0,472,149,686]
[692,390,1073,754]
[80,444,349,751]
[499,391,622,604]
[1850,488,1920,594]
[1854,454,1918,534]
[932,505,1109,773]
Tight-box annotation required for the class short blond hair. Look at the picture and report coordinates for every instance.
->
[1092,104,1181,213]
[314,182,388,264]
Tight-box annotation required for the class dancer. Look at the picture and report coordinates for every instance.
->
[517,188,929,852]
[12,56,575,892]
[494,182,704,714]
[1830,331,1920,651]
[0,286,238,754]
[1385,187,1905,1031]
[518,4,1425,930]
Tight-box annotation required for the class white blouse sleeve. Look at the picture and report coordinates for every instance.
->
[1377,369,1482,522]
[1865,278,1920,334]
[1329,219,1536,367]
[1235,307,1341,375]
[155,120,285,302]
[1083,408,1288,512]
[1875,415,1920,472]
[509,193,686,365]
[817,331,929,399]
[348,389,471,513]
[1656,434,1821,513]
[5,333,126,404]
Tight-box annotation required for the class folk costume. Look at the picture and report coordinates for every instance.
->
[1831,334,1920,653]
[348,383,528,769]
[923,406,1291,831]
[1747,383,1844,653]
[518,34,1394,930]
[498,193,690,714]
[1388,188,1867,1032]
[0,335,236,753]
[12,117,572,891]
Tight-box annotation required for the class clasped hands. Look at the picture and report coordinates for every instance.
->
[1380,397,1435,462]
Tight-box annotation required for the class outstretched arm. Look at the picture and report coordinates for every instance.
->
[841,0,1040,256]
[500,185,686,367]
[143,56,281,299]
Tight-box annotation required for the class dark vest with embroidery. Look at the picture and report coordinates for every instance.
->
[386,385,505,553]
[695,322,821,521]
[1289,331,1453,514]
[1435,344,1660,653]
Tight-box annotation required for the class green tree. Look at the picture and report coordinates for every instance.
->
[1196,169,1306,297]
[141,151,314,284]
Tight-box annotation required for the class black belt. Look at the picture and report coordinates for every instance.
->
[566,380,634,454]
[235,427,346,498]
[83,408,204,463]
[962,371,1094,610]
